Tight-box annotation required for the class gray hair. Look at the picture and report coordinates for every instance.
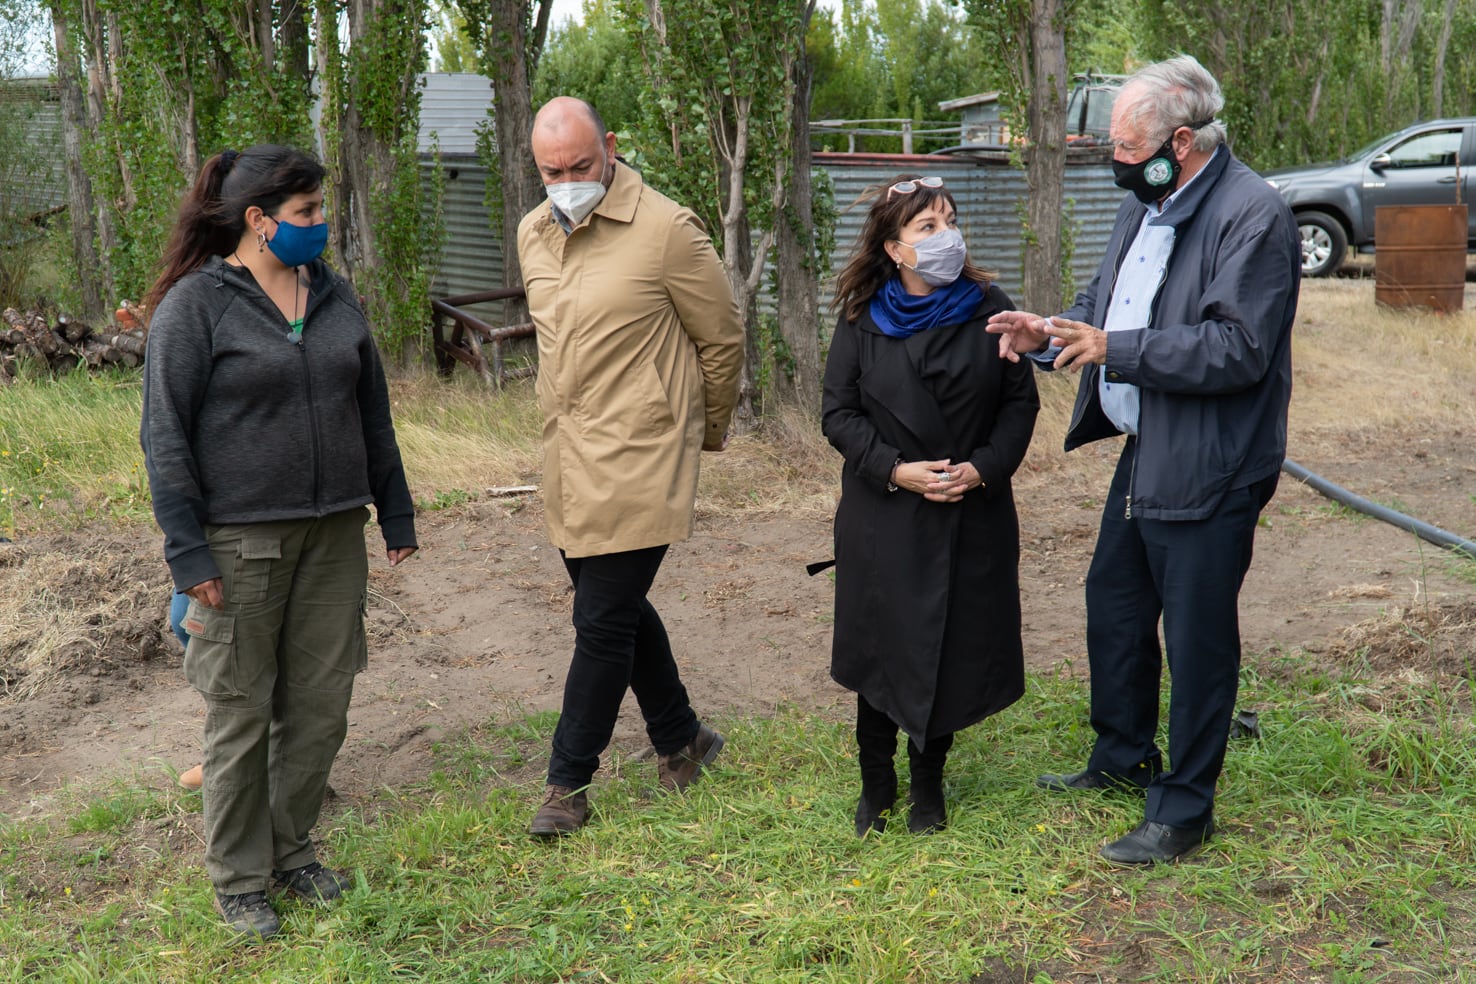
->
[1119,55,1227,151]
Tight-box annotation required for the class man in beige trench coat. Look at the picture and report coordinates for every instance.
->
[517,96,745,836]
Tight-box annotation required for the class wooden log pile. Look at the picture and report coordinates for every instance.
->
[0,303,147,386]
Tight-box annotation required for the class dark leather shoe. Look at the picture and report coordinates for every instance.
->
[1037,759,1160,794]
[216,890,280,939]
[1100,819,1215,865]
[530,784,589,837]
[658,724,725,793]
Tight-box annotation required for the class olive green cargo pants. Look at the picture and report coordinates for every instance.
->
[182,507,369,895]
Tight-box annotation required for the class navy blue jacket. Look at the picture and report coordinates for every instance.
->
[1057,147,1300,520]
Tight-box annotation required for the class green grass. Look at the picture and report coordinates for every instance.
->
[0,367,547,539]
[0,367,150,536]
[2,666,1473,982]
[66,783,175,836]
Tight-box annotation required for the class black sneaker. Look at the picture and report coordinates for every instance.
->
[216,890,280,938]
[271,862,352,905]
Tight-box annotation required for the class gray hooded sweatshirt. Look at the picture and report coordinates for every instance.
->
[142,255,416,591]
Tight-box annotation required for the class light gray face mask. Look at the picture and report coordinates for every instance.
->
[546,170,609,226]
[902,227,968,286]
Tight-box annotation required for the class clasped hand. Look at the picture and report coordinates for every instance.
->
[895,459,980,503]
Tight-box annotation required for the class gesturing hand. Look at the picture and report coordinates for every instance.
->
[985,310,1051,363]
[1042,317,1108,372]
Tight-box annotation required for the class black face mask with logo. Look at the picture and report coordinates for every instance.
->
[1112,119,1214,206]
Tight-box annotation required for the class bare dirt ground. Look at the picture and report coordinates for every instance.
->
[2,419,1472,821]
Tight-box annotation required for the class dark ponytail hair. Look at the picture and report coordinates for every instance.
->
[143,144,327,318]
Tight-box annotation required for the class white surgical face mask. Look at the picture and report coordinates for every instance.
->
[901,227,968,286]
[546,176,608,226]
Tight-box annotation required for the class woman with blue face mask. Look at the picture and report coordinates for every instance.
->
[141,145,418,939]
[821,174,1039,837]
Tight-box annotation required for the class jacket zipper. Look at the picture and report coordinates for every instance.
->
[296,334,323,511]
[1125,440,1138,519]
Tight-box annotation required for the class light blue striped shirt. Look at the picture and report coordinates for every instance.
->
[1096,209,1171,435]
[1042,148,1222,435]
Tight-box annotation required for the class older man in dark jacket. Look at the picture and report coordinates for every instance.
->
[989,54,1300,864]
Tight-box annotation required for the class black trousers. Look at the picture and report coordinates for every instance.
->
[546,545,699,789]
[1084,442,1277,828]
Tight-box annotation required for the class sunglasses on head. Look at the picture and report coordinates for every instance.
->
[886,175,944,200]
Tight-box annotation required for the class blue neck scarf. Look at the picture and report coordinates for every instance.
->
[869,276,984,338]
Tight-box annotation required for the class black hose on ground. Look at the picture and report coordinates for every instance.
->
[1281,458,1476,562]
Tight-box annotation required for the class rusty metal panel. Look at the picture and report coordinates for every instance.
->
[1374,203,1468,312]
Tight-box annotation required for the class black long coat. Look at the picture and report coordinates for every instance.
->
[821,284,1039,748]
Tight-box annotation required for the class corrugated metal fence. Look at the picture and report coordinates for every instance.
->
[425,152,1124,322]
[819,152,1120,303]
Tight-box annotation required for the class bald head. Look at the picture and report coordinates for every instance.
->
[531,97,616,186]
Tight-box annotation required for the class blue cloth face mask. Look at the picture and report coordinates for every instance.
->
[266,216,329,268]
[900,227,968,286]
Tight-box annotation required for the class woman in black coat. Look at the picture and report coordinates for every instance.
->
[821,174,1039,836]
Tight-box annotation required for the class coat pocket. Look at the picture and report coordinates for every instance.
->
[233,535,281,603]
[182,602,243,699]
[633,361,678,439]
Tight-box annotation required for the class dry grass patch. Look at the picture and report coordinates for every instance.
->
[0,534,170,704]
[697,403,840,517]
[1290,279,1476,455]
[1328,599,1476,680]
[388,372,544,498]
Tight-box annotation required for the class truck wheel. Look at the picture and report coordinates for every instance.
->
[1297,211,1347,277]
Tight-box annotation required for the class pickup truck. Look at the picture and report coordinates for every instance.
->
[1264,118,1476,276]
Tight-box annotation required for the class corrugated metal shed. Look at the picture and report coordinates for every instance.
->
[421,158,505,323]
[0,77,65,218]
[417,74,505,324]
[417,73,494,156]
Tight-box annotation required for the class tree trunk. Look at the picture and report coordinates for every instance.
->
[715,109,762,430]
[254,0,276,71]
[774,0,821,413]
[281,0,311,80]
[328,0,423,311]
[1431,0,1458,118]
[1022,0,1067,316]
[328,0,380,291]
[1380,0,1422,118]
[77,0,120,296]
[482,0,549,326]
[49,4,107,322]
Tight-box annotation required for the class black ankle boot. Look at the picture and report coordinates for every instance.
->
[855,695,899,837]
[906,734,953,834]
[855,776,897,836]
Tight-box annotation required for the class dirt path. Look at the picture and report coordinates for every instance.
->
[3,424,1471,821]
